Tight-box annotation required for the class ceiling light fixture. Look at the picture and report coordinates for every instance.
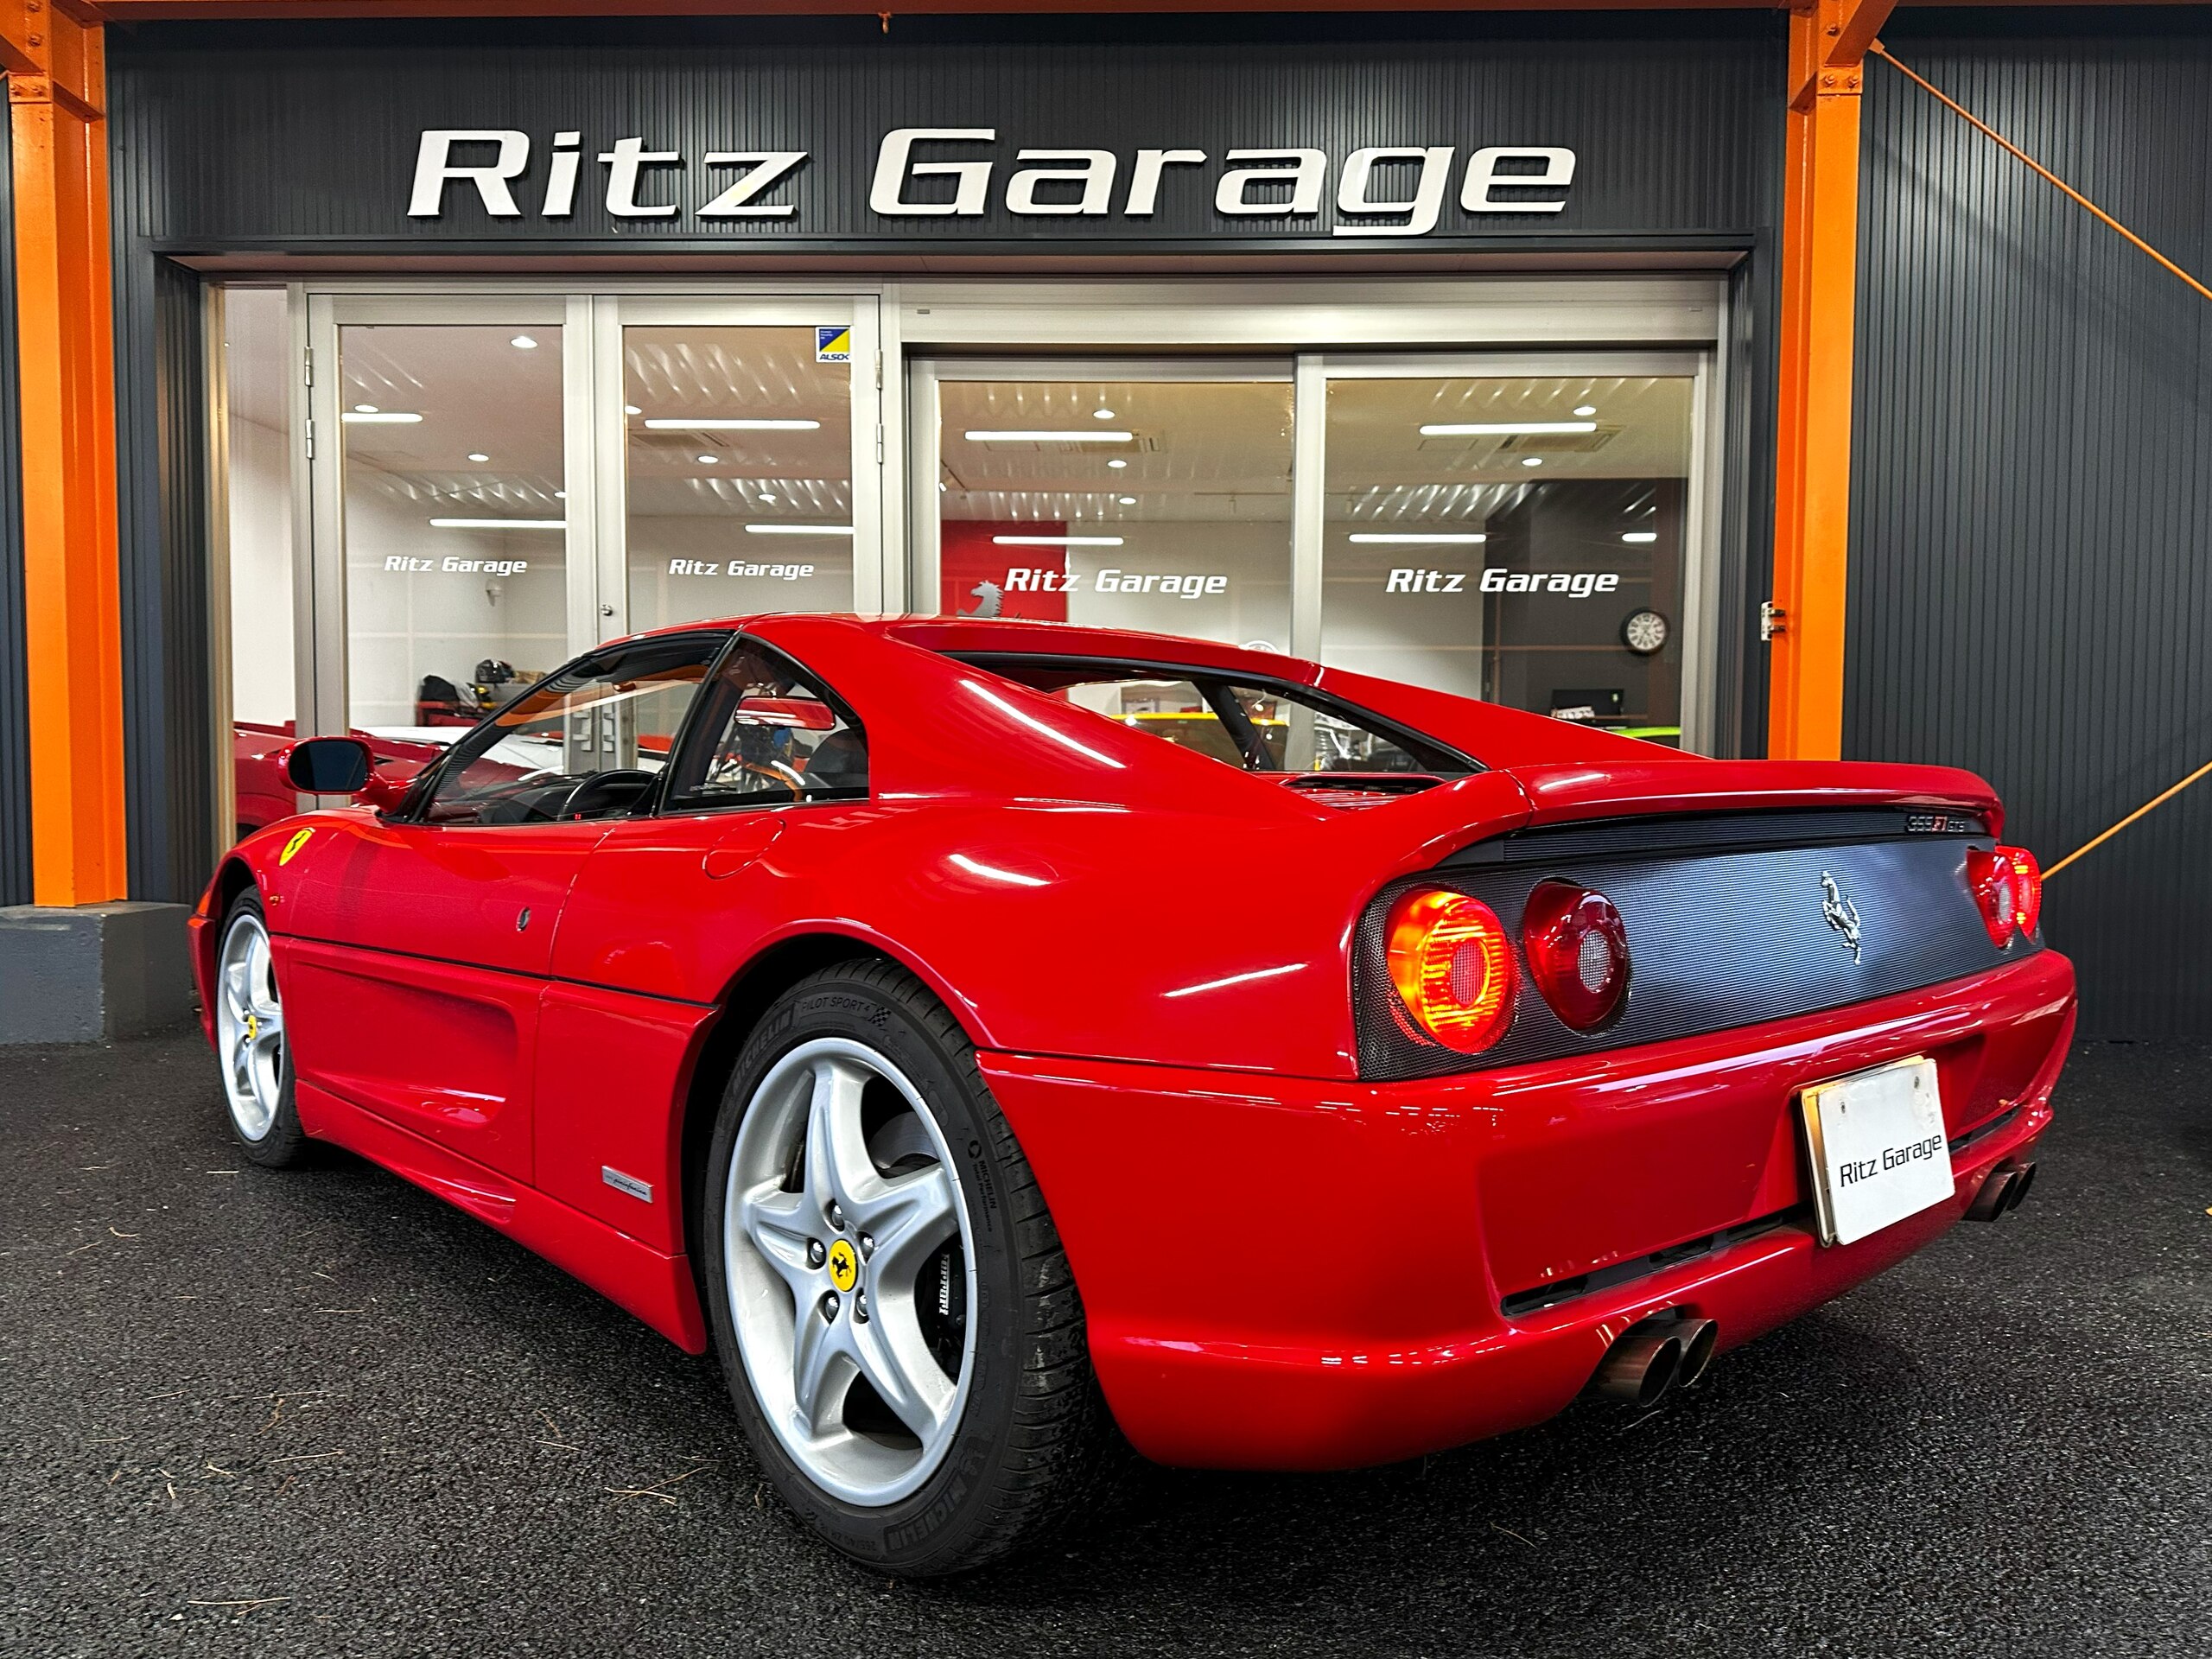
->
[1108,458,1128,469]
[553,490,568,499]
[340,410,422,424]
[510,335,539,350]
[467,452,491,463]
[1419,421,1598,436]
[746,524,855,536]
[1117,495,1137,505]
[759,492,779,504]
[623,404,641,416]
[964,429,1133,442]
[1573,404,1598,417]
[429,518,566,530]
[1621,531,1658,543]
[1522,457,1544,467]
[644,417,822,431]
[1093,408,1116,420]
[993,535,1125,547]
[696,454,719,464]
[353,404,378,414]
[1349,532,1489,545]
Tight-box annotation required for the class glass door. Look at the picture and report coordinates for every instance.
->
[597,298,882,640]
[910,351,1714,751]
[1317,355,1708,746]
[304,295,583,742]
[909,359,1297,652]
[302,294,885,742]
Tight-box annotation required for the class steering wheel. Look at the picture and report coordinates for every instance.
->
[559,768,657,821]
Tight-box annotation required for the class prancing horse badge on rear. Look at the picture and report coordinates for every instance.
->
[1821,871,1863,963]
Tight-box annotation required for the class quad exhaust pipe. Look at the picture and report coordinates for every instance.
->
[1966,1159,2037,1221]
[1590,1313,1719,1408]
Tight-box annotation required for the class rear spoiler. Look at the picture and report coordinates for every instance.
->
[1335,760,2003,889]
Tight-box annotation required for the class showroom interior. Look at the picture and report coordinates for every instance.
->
[2,0,2209,1647]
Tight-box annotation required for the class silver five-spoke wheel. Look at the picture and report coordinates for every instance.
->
[215,908,285,1143]
[722,1036,976,1507]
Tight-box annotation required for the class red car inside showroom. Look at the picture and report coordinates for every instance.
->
[0,0,2204,1651]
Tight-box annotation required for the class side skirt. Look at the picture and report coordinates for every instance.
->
[296,1080,710,1353]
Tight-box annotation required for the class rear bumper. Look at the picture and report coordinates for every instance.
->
[984,948,2075,1471]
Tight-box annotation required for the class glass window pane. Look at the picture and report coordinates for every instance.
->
[961,658,1476,777]
[1321,375,1693,744]
[339,323,568,735]
[425,634,721,825]
[937,376,1294,652]
[223,289,295,733]
[625,326,855,631]
[666,640,868,809]
[1060,676,1245,766]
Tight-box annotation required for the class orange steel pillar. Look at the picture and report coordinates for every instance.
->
[3,1,125,906]
[1770,0,1891,760]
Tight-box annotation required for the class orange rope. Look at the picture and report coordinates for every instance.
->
[1872,41,2212,879]
[1869,42,2212,308]
[2042,759,2212,880]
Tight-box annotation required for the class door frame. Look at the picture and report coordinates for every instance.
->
[906,346,1722,753]
[906,355,1295,628]
[295,286,887,744]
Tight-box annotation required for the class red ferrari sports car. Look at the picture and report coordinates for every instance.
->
[193,614,2074,1574]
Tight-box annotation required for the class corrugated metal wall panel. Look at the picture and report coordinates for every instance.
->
[0,111,29,909]
[107,16,1778,253]
[111,241,215,902]
[1853,19,2212,1035]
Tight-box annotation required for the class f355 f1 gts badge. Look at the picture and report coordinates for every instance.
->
[1821,871,1863,963]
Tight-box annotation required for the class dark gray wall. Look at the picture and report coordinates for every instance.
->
[1852,10,2212,1034]
[109,14,1780,257]
[0,112,29,909]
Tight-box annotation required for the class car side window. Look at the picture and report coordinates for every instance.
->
[416,632,728,826]
[663,639,868,811]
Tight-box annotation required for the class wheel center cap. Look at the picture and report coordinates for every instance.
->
[826,1236,859,1293]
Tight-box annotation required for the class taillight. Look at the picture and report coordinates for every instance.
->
[1967,843,2042,944]
[1521,880,1632,1031]
[2002,844,2041,937]
[1383,888,1517,1052]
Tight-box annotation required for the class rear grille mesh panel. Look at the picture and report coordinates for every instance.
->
[1357,822,2032,1080]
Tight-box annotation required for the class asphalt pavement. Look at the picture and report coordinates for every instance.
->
[2,1027,2206,1657]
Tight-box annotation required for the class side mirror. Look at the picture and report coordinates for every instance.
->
[282,736,375,796]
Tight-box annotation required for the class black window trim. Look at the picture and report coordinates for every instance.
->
[945,651,1485,777]
[654,631,873,818]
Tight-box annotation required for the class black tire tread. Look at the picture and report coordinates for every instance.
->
[218,889,311,1170]
[738,958,1122,1573]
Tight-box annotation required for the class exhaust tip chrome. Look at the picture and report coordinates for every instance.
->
[1675,1317,1720,1389]
[1592,1331,1683,1408]
[1967,1162,2031,1221]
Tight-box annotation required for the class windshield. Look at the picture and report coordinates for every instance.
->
[952,655,1477,777]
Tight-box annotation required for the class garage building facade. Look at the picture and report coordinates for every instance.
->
[0,2,2208,1038]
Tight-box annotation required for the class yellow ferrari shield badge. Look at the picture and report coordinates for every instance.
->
[278,829,315,866]
[827,1237,860,1294]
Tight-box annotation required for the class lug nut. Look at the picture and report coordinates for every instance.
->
[822,1292,840,1323]
[828,1201,846,1231]
[858,1231,875,1261]
[806,1239,826,1269]
[855,1290,870,1324]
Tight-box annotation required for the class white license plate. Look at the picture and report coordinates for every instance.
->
[1800,1057,1954,1246]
